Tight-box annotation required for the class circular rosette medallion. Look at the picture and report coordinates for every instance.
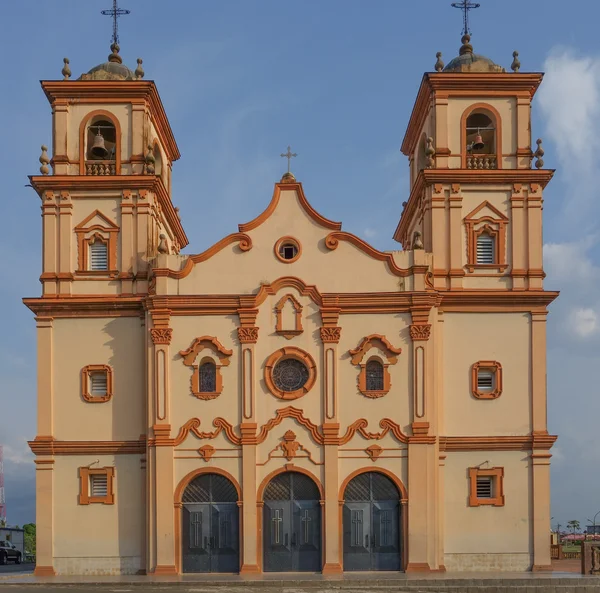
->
[264,347,317,400]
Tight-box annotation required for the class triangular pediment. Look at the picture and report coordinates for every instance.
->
[465,201,508,222]
[74,209,119,231]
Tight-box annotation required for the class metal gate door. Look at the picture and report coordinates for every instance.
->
[263,472,321,572]
[343,472,401,571]
[181,473,239,573]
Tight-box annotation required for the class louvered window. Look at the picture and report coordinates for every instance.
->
[90,474,108,498]
[89,240,108,270]
[476,233,495,264]
[477,369,494,391]
[476,476,493,499]
[90,372,108,396]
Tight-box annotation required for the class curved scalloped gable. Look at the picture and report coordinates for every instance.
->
[154,181,432,295]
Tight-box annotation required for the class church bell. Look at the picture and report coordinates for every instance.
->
[90,129,109,159]
[473,131,485,150]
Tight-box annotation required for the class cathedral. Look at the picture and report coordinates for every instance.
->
[25,12,558,576]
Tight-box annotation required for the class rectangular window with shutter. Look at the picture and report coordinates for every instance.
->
[476,233,495,264]
[477,369,494,391]
[90,372,108,396]
[89,240,108,271]
[469,467,504,506]
[81,365,113,403]
[78,467,114,504]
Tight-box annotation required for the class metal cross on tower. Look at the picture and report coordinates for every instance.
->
[451,0,481,36]
[101,0,131,45]
[280,146,297,174]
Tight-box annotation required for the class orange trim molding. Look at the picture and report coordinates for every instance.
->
[464,201,509,273]
[264,346,317,401]
[471,360,503,399]
[78,466,115,505]
[171,417,241,447]
[274,236,302,264]
[239,182,341,233]
[33,566,56,576]
[460,102,503,169]
[74,209,119,277]
[81,364,113,403]
[350,335,401,398]
[469,466,505,507]
[325,232,422,278]
[78,109,122,175]
[274,294,303,339]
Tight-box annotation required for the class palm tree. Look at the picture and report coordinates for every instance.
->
[568,520,581,534]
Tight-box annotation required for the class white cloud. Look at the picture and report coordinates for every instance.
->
[544,239,600,284]
[363,227,378,239]
[538,49,600,176]
[570,308,599,338]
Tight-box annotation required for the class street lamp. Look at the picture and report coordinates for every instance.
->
[586,510,600,536]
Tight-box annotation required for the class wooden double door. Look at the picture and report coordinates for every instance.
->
[342,472,402,571]
[263,472,322,572]
[181,473,240,573]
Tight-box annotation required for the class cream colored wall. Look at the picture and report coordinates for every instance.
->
[444,451,531,554]
[53,455,144,559]
[175,189,416,295]
[52,317,145,441]
[443,312,531,436]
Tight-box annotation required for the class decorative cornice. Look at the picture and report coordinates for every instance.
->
[150,327,172,345]
[349,334,402,365]
[239,182,341,233]
[179,336,233,366]
[409,324,431,341]
[28,435,146,455]
[440,433,557,451]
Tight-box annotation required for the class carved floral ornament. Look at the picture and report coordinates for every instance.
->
[150,328,173,345]
[409,324,431,341]
[349,335,402,399]
[179,336,233,400]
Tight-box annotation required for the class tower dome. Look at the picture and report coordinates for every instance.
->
[443,35,505,73]
[79,43,138,81]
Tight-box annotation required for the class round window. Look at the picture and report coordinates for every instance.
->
[274,236,301,263]
[272,358,309,392]
[264,347,317,400]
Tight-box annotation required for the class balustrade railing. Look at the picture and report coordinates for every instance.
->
[85,161,116,176]
[466,154,498,170]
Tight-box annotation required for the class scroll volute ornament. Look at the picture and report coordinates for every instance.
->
[349,335,402,399]
[179,336,233,400]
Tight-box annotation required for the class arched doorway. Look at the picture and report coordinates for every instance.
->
[263,471,322,572]
[181,473,239,573]
[342,471,401,571]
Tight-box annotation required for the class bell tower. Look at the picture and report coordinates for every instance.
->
[31,42,188,297]
[394,33,552,292]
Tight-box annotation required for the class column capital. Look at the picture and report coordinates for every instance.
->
[238,327,259,343]
[410,324,431,341]
[320,327,341,343]
[150,327,172,345]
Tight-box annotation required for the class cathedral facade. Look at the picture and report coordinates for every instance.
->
[26,34,558,576]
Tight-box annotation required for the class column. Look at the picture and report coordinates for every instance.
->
[51,100,70,175]
[41,191,58,296]
[237,306,260,574]
[57,191,73,295]
[33,315,55,576]
[149,317,176,574]
[511,184,527,291]
[448,184,463,290]
[120,190,134,294]
[527,184,544,290]
[406,304,441,572]
[531,311,553,571]
[320,317,342,574]
[431,184,449,290]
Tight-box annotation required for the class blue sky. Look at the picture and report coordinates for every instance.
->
[2,0,600,531]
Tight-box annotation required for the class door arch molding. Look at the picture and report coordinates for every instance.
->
[257,466,324,572]
[174,468,242,574]
[338,468,408,572]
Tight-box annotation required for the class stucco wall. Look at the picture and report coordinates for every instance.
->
[53,455,144,574]
[443,312,531,436]
[53,317,145,441]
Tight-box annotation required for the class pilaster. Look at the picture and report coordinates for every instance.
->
[511,184,527,291]
[120,190,134,294]
[527,184,544,290]
[42,191,58,296]
[448,184,463,289]
[33,458,55,576]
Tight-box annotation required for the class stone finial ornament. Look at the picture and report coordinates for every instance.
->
[425,137,436,169]
[459,33,474,56]
[174,206,181,220]
[435,52,444,72]
[145,144,155,174]
[62,58,71,80]
[39,145,50,175]
[413,230,424,250]
[135,58,144,79]
[108,42,123,65]
[157,234,169,254]
[402,201,408,208]
[511,51,521,73]
[534,139,545,169]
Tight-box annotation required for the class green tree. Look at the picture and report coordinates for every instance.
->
[23,523,36,555]
[567,520,581,534]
